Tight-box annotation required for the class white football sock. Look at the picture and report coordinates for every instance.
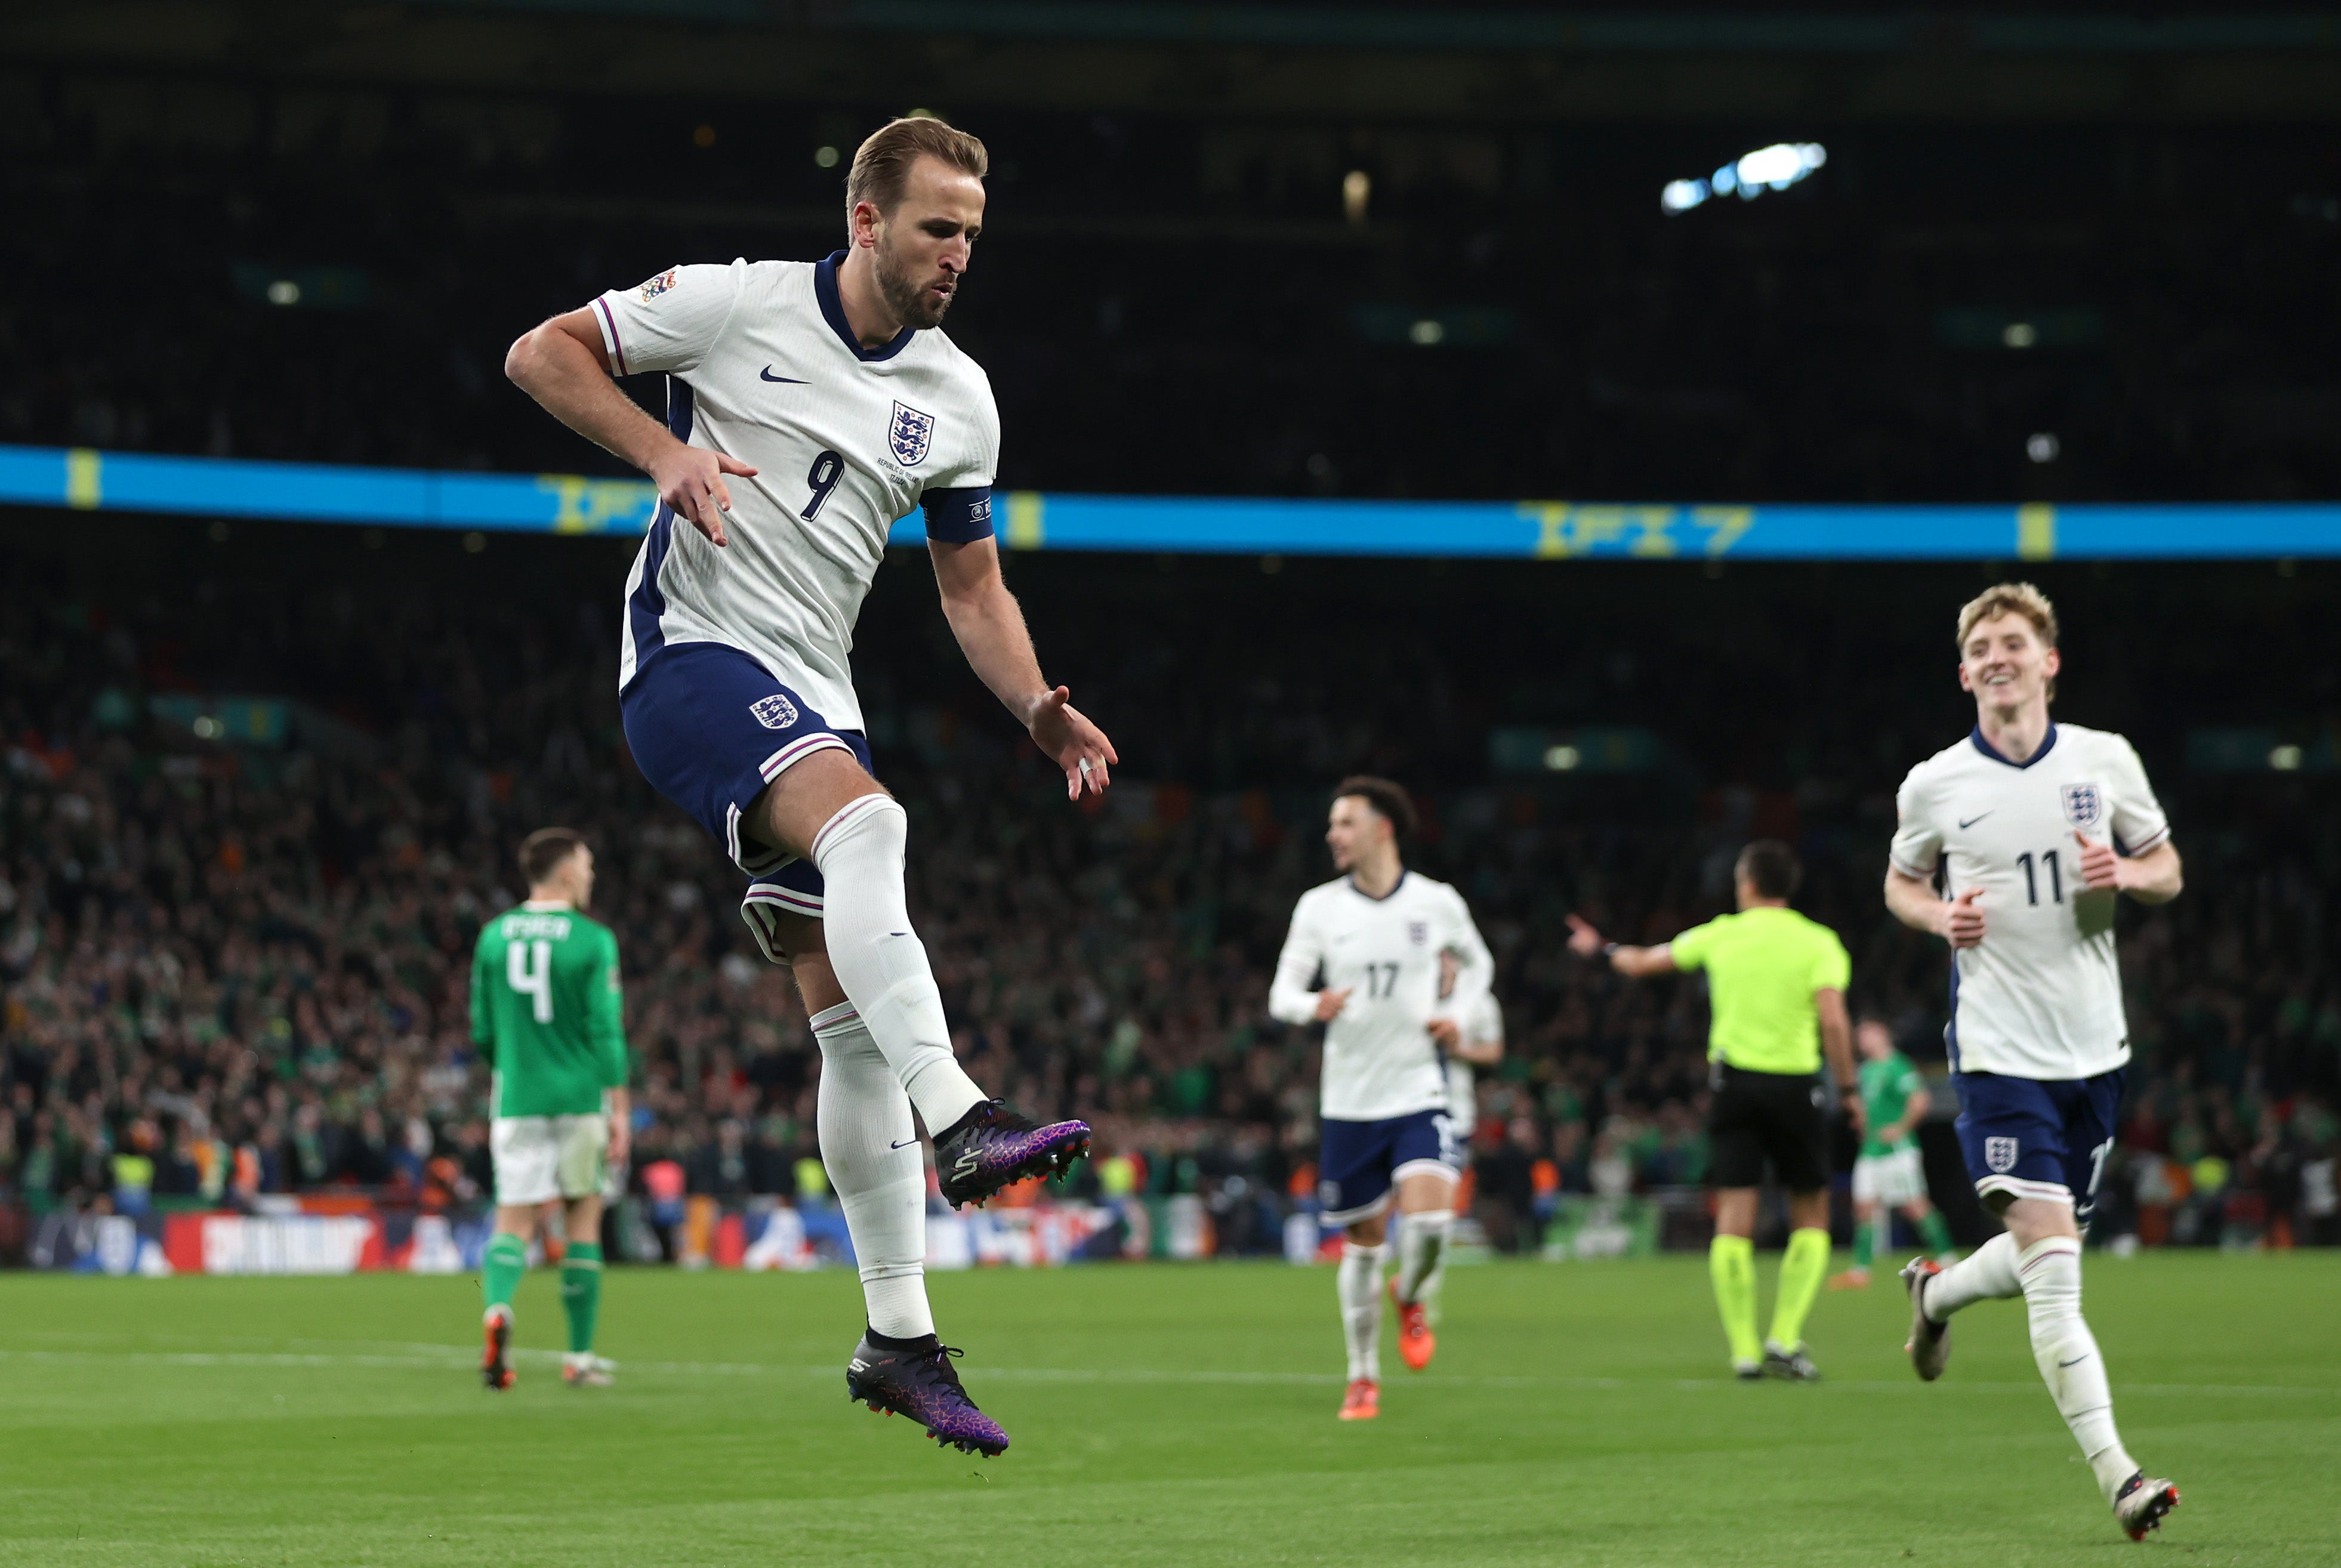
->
[812,1001,933,1341]
[808,795,985,1135]
[1337,1242,1387,1382]
[1393,1209,1453,1306]
[1923,1229,2021,1321]
[2019,1236,2136,1502]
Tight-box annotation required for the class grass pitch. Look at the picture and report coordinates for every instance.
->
[2,1251,2334,1567]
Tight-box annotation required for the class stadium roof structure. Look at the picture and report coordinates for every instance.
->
[3,443,2335,560]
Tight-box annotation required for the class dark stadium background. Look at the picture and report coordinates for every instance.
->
[2,0,2337,1267]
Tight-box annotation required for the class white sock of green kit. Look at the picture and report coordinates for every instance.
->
[2019,1236,2136,1502]
[1337,1243,1386,1382]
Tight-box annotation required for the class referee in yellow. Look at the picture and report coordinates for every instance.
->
[1568,839,1862,1381]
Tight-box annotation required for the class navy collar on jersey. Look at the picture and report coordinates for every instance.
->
[815,250,916,363]
[1346,869,1409,903]
[1970,721,2059,768]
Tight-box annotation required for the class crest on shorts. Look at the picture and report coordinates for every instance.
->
[2059,782,2104,834]
[637,268,677,302]
[1317,1178,1340,1209]
[888,400,935,467]
[1984,1136,2020,1174]
[1408,921,1428,946]
[750,693,799,730]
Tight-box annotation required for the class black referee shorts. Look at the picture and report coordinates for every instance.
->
[1707,1061,1831,1192]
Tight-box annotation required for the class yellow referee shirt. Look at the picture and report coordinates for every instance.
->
[1668,906,1851,1075]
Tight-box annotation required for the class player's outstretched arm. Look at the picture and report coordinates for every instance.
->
[504,307,757,546]
[2073,833,2182,905]
[929,535,1115,800]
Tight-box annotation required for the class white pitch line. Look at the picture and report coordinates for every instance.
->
[0,1345,2326,1399]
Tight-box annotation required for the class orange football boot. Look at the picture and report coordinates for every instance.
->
[1389,1277,1437,1371]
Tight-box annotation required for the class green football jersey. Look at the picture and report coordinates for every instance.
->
[470,902,628,1118]
[1858,1050,1926,1158]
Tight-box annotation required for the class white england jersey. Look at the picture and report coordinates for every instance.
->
[595,254,1000,730]
[1268,872,1494,1122]
[1889,722,2171,1081]
[1446,990,1502,1123]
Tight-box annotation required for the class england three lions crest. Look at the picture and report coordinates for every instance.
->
[2059,782,2105,834]
[888,401,936,467]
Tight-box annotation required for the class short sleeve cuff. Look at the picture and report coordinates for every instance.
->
[592,295,630,376]
[921,486,995,544]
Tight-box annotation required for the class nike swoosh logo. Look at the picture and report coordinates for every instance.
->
[1958,813,1994,829]
[760,366,807,384]
[2058,1354,2091,1368]
[890,1138,918,1150]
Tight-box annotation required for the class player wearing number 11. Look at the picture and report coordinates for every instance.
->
[1883,582,2184,1542]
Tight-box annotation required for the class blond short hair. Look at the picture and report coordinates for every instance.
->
[845,115,988,226]
[1956,581,2059,653]
[1957,581,2060,699]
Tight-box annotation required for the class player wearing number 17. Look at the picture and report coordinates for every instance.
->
[1883,582,2184,1542]
[505,115,1112,1457]
[1269,779,1494,1421]
[471,828,631,1392]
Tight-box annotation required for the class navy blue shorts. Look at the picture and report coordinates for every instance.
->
[1317,1109,1460,1225]
[621,643,872,936]
[1951,1068,2126,1223]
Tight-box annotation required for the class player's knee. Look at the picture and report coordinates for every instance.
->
[809,789,908,871]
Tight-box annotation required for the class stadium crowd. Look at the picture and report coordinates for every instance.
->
[2,532,2335,1258]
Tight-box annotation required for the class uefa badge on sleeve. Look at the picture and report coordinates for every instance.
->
[1984,1136,2020,1174]
[2059,782,2105,834]
[888,401,935,467]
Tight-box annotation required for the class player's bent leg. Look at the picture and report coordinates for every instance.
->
[1388,1169,1454,1372]
[482,1205,533,1391]
[755,755,1088,1206]
[755,755,982,1126]
[2000,1196,2160,1525]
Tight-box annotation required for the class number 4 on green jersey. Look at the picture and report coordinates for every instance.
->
[471,904,629,1118]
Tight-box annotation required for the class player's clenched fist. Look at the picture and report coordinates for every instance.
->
[649,445,759,547]
[1941,887,1986,947]
[1314,986,1352,1021]
[2072,831,2123,892]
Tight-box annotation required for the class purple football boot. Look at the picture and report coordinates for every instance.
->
[846,1336,1009,1457]
[932,1100,1091,1209]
